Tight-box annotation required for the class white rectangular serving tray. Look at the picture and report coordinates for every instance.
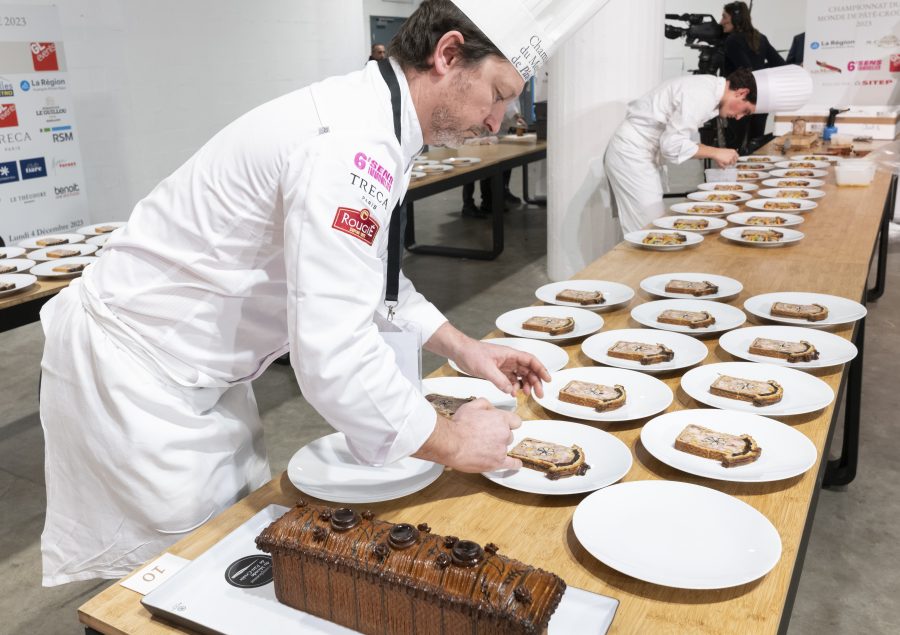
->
[142,505,618,635]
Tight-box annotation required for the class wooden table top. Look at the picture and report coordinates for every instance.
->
[408,137,546,188]
[0,276,69,312]
[79,154,891,634]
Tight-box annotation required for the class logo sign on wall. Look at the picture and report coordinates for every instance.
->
[0,4,89,246]
[804,2,900,106]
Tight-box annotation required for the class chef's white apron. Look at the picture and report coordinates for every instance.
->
[603,120,668,234]
[38,273,271,586]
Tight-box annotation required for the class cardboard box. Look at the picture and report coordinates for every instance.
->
[774,107,899,140]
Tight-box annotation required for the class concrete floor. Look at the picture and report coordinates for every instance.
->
[1,166,898,634]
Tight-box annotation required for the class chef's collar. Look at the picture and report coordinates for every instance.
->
[388,57,425,171]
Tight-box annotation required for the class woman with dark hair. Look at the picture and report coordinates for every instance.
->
[720,1,785,149]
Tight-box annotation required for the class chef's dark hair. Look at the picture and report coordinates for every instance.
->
[388,0,504,72]
[726,68,757,103]
[723,1,761,53]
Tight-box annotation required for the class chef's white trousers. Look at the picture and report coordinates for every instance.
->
[39,282,271,586]
[604,136,668,234]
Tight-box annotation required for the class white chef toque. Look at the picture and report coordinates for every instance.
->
[450,0,611,81]
[752,65,813,114]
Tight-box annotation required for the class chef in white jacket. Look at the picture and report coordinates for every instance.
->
[604,65,813,234]
[38,0,610,585]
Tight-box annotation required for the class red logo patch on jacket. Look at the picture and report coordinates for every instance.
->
[332,207,380,246]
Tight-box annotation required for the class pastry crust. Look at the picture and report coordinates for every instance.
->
[46,248,78,259]
[36,237,67,247]
[51,263,86,273]
[607,341,674,365]
[507,437,591,479]
[522,316,575,335]
[558,380,626,412]
[657,309,716,329]
[664,279,719,297]
[674,424,762,467]
[425,393,475,418]
[771,301,829,322]
[555,289,605,305]
[749,337,820,363]
[709,375,783,406]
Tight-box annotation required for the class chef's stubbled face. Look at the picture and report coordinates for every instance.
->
[427,56,524,147]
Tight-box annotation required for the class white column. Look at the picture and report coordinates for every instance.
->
[546,0,665,280]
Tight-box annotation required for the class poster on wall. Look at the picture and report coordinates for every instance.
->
[0,4,88,246]
[804,1,900,107]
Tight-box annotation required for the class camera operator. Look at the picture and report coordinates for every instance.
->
[721,2,785,149]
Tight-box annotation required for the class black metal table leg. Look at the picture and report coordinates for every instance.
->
[824,315,865,487]
[867,173,897,302]
[522,163,546,205]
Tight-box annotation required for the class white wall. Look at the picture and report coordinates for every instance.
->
[12,0,365,222]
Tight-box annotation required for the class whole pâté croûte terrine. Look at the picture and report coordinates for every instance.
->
[256,501,566,635]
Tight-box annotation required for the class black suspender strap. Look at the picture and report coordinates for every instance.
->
[377,59,404,319]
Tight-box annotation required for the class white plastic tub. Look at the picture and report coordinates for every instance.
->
[834,160,875,187]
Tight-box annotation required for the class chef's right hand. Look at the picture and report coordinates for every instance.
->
[413,398,523,473]
[713,147,739,168]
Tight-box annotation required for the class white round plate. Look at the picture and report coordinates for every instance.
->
[0,258,35,274]
[413,157,437,165]
[726,211,804,227]
[441,157,481,166]
[624,230,703,251]
[535,279,634,312]
[697,181,758,192]
[768,168,828,178]
[0,246,26,260]
[641,409,817,483]
[29,243,98,261]
[668,201,739,217]
[735,161,772,170]
[0,273,37,297]
[29,256,98,278]
[762,178,825,188]
[496,305,604,341]
[421,376,518,411]
[631,299,746,335]
[410,170,427,180]
[735,171,770,182]
[791,154,836,162]
[775,160,830,169]
[757,188,826,200]
[680,361,834,416]
[533,366,673,422]
[573,480,782,589]
[581,328,708,374]
[653,215,727,234]
[287,433,443,504]
[18,233,85,250]
[417,163,453,174]
[76,222,125,236]
[640,272,743,301]
[718,325,858,369]
[483,419,632,495]
[738,155,778,162]
[449,337,570,376]
[745,197,817,213]
[687,191,752,203]
[720,226,805,248]
[743,291,867,329]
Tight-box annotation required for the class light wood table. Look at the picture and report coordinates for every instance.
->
[0,277,69,333]
[80,158,892,634]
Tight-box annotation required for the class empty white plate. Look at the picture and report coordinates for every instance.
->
[631,299,746,335]
[496,305,604,341]
[774,160,830,169]
[762,178,825,188]
[0,246,26,260]
[653,215,727,234]
[573,480,782,589]
[441,157,481,166]
[533,366,673,422]
[29,256,98,278]
[687,190,753,203]
[640,272,743,301]
[483,419,632,495]
[744,291,867,329]
[0,273,37,297]
[410,170,427,180]
[641,409,817,483]
[581,328,708,374]
[18,233,85,250]
[29,243,98,261]
[726,211,804,227]
[535,279,634,312]
[718,325,858,369]
[696,181,758,192]
[720,226,805,247]
[287,433,444,504]
[768,168,828,178]
[757,188,826,200]
[449,337,569,376]
[669,201,739,217]
[745,197,817,213]
[0,259,35,274]
[680,361,834,416]
[421,376,518,411]
[76,221,126,236]
[624,230,703,251]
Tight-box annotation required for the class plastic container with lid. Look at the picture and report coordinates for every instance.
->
[834,159,875,186]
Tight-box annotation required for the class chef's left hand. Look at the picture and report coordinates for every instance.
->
[453,341,551,398]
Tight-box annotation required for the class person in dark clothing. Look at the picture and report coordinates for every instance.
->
[720,1,784,150]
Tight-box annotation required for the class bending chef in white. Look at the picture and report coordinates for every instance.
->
[37,0,610,585]
[603,65,812,234]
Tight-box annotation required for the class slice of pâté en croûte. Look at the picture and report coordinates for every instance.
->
[555,289,605,305]
[425,393,475,418]
[709,375,783,406]
[606,341,674,366]
[674,424,762,467]
[748,337,820,363]
[770,302,828,322]
[522,316,576,335]
[507,437,591,479]
[558,380,626,412]
[664,279,719,297]
[657,309,716,329]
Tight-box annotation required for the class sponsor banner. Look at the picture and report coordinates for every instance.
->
[0,5,87,244]
[805,2,900,106]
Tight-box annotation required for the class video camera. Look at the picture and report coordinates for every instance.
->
[664,13,724,76]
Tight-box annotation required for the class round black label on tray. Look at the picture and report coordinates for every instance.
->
[224,555,273,588]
